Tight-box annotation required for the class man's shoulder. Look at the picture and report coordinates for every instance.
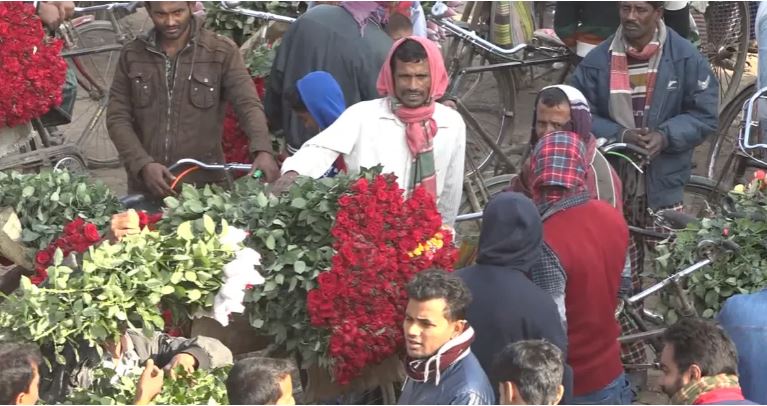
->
[434,103,465,128]
[197,28,239,53]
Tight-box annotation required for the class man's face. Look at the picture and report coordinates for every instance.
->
[660,343,693,399]
[297,110,318,131]
[619,2,662,44]
[394,59,431,108]
[535,101,571,140]
[148,2,193,41]
[274,375,295,405]
[403,298,463,358]
[16,363,40,405]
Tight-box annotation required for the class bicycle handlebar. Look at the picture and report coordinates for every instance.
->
[599,142,650,157]
[74,2,141,15]
[167,158,252,172]
[219,1,296,23]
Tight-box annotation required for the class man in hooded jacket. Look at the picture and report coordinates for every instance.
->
[456,192,573,404]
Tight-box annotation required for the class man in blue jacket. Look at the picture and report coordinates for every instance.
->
[571,1,718,214]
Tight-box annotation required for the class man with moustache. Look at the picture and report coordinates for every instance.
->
[108,1,279,198]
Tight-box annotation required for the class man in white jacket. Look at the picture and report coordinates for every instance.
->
[273,36,466,226]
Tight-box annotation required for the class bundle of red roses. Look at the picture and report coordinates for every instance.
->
[31,211,163,285]
[307,174,458,384]
[32,217,101,285]
[221,77,266,165]
[0,2,67,128]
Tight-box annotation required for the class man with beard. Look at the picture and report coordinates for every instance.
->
[571,0,717,269]
[108,1,279,198]
[273,37,466,226]
[659,318,755,405]
[398,269,494,405]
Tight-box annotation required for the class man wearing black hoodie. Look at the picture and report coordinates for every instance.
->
[456,192,572,403]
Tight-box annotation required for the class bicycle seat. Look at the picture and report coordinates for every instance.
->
[655,210,697,230]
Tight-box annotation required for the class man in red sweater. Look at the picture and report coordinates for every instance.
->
[529,131,631,404]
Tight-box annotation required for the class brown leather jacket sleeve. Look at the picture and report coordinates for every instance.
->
[221,40,272,154]
[106,51,154,179]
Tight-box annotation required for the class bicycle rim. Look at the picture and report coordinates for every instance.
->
[67,20,122,167]
[699,1,749,103]
[683,175,730,218]
[705,82,755,180]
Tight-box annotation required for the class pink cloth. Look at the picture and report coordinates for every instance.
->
[375,36,450,199]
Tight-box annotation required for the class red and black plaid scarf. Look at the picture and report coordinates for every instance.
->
[404,326,475,385]
[530,131,588,211]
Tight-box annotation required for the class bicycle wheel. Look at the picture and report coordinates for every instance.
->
[683,175,730,218]
[697,1,749,103]
[65,20,122,167]
[456,174,515,241]
[703,82,755,182]
[53,154,88,175]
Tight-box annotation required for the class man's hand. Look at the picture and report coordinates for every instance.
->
[109,209,140,242]
[135,359,164,405]
[56,2,75,20]
[37,2,65,31]
[270,171,299,196]
[639,131,667,158]
[251,151,280,183]
[621,128,645,146]
[141,163,176,197]
[164,353,197,380]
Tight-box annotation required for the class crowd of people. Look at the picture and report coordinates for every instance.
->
[4,0,767,405]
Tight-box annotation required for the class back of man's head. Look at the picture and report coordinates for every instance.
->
[662,318,739,377]
[0,342,42,405]
[226,357,293,405]
[492,340,564,405]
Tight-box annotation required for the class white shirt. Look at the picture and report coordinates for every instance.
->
[281,98,466,226]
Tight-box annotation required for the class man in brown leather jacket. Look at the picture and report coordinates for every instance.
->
[107,2,279,197]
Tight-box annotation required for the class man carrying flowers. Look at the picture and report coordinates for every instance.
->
[398,269,494,405]
[273,37,466,226]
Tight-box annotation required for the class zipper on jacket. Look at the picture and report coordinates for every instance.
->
[146,43,191,163]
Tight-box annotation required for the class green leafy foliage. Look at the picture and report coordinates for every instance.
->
[158,169,382,369]
[655,178,767,320]
[0,217,240,364]
[203,1,302,46]
[63,365,231,405]
[0,170,121,249]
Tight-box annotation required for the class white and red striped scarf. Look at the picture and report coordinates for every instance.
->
[608,21,667,129]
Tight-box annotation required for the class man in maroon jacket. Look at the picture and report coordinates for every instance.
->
[528,131,631,404]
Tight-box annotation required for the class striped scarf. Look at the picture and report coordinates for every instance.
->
[671,374,744,405]
[608,21,667,129]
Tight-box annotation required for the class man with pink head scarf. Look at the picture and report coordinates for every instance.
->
[274,37,466,226]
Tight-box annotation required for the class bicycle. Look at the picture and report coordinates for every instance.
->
[59,2,143,167]
[0,2,141,173]
[617,238,739,370]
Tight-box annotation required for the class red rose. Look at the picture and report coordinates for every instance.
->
[83,223,101,243]
[35,250,52,265]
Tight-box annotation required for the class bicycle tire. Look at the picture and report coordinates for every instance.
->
[683,175,730,218]
[441,3,517,177]
[67,20,122,167]
[704,82,755,182]
[53,154,88,176]
[699,1,750,103]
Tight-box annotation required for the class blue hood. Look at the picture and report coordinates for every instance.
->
[296,71,346,129]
